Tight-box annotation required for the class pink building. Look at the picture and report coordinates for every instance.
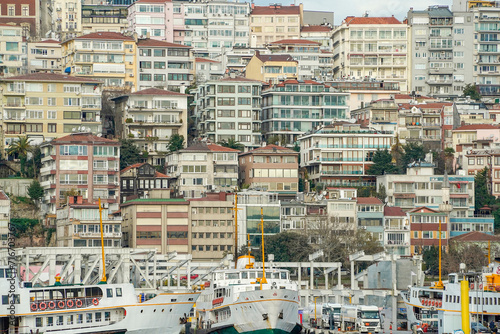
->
[128,0,174,42]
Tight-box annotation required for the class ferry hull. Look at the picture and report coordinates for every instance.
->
[202,324,302,334]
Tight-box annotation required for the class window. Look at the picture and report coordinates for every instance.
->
[140,73,151,81]
[64,98,80,106]
[64,84,80,93]
[8,5,14,16]
[154,61,166,69]
[48,124,57,133]
[153,49,165,57]
[48,98,56,106]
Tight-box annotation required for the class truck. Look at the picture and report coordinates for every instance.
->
[302,303,341,329]
[341,305,382,334]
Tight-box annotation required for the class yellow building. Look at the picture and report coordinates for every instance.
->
[250,4,303,47]
[1,72,102,157]
[245,51,298,84]
[61,31,137,91]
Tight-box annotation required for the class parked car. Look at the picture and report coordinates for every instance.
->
[471,322,491,334]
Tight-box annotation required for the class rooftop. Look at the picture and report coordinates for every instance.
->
[344,16,403,25]
[275,79,327,87]
[269,39,321,46]
[180,143,240,153]
[50,133,119,145]
[121,198,188,207]
[137,38,190,48]
[356,197,383,205]
[195,57,220,63]
[384,206,406,217]
[450,231,500,242]
[301,25,333,32]
[219,76,262,83]
[130,87,188,96]
[454,124,500,131]
[240,144,298,156]
[251,5,301,16]
[2,73,100,83]
[0,190,9,201]
[74,31,134,41]
[255,52,296,63]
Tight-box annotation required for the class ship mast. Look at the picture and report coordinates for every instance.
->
[98,198,107,284]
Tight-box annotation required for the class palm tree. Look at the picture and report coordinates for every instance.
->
[219,138,244,151]
[7,136,32,177]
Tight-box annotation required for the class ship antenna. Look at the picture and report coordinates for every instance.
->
[259,207,267,289]
[98,198,107,284]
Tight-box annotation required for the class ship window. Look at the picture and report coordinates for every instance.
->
[96,313,102,322]
[281,272,287,279]
[107,289,113,298]
[0,269,3,277]
[273,272,280,279]
[248,272,256,279]
[35,317,42,327]
[57,316,63,326]
[1,295,7,305]
[485,298,489,305]
[105,312,110,321]
[85,287,103,298]
[47,317,53,327]
[469,297,471,304]
[226,273,239,279]
[474,297,477,304]
[116,288,122,297]
[86,313,92,323]
[457,296,460,303]
[67,315,73,325]
[241,272,248,279]
[76,314,83,324]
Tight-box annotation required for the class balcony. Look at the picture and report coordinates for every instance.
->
[77,232,122,238]
[422,122,441,127]
[321,170,363,175]
[427,79,453,85]
[422,135,440,140]
[127,120,182,127]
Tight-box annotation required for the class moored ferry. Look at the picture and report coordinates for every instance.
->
[194,255,302,334]
[0,266,200,334]
[401,259,500,334]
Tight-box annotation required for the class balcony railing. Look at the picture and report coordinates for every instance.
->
[320,170,363,175]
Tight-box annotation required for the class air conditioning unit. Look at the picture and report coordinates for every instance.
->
[103,203,109,208]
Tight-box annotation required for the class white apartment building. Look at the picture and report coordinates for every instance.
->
[0,25,25,77]
[128,0,174,42]
[27,39,62,73]
[136,38,193,91]
[0,191,10,249]
[172,1,251,58]
[112,87,189,166]
[165,143,239,199]
[332,16,409,92]
[51,0,82,41]
[193,75,262,150]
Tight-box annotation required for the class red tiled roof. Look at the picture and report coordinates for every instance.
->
[384,206,406,217]
[2,73,100,83]
[450,231,500,242]
[356,197,383,205]
[120,163,146,174]
[275,79,326,87]
[37,39,60,44]
[345,16,402,25]
[301,25,332,32]
[241,144,297,155]
[269,39,321,46]
[75,31,133,41]
[137,38,190,48]
[155,171,169,178]
[454,124,500,131]
[0,190,9,201]
[408,206,441,214]
[195,57,220,63]
[395,94,434,100]
[51,133,119,145]
[251,5,301,15]
[130,88,188,96]
[398,102,453,110]
[207,144,240,152]
[255,53,296,62]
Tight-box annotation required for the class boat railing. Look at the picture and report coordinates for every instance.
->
[29,296,103,312]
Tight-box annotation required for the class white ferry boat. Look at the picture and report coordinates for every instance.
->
[401,259,500,334]
[0,266,200,334]
[194,255,302,334]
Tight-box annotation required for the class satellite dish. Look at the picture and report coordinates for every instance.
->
[97,133,102,137]
[72,128,76,132]
[322,191,327,196]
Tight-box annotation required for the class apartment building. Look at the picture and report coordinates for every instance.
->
[326,80,400,110]
[81,4,128,34]
[189,192,235,261]
[1,73,102,156]
[193,75,262,150]
[56,197,122,248]
[0,24,25,77]
[136,38,193,91]
[61,32,137,90]
[407,6,473,97]
[235,190,281,248]
[249,4,303,48]
[121,190,190,254]
[172,1,251,58]
[383,206,410,256]
[299,122,393,188]
[469,1,500,97]
[238,144,299,194]
[112,87,188,166]
[194,57,224,84]
[267,39,334,81]
[332,16,409,92]
[452,124,500,154]
[245,51,298,84]
[120,162,170,203]
[0,191,10,249]
[51,0,81,41]
[40,133,120,215]
[461,147,500,198]
[357,197,385,244]
[408,206,449,254]
[27,39,62,73]
[128,0,174,42]
[351,99,400,134]
[261,80,350,145]
[300,25,333,50]
[165,143,239,199]
[0,0,39,39]
[326,198,357,232]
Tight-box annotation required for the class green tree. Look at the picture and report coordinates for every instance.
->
[7,136,32,177]
[167,134,185,152]
[475,167,495,211]
[463,83,482,101]
[261,231,314,262]
[367,149,398,175]
[401,142,427,171]
[27,180,44,203]
[444,147,455,174]
[391,134,404,172]
[423,246,439,276]
[376,184,388,204]
[26,145,42,178]
[119,139,142,170]
[219,138,244,151]
[10,218,42,247]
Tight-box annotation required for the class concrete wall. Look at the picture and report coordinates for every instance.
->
[0,178,32,197]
